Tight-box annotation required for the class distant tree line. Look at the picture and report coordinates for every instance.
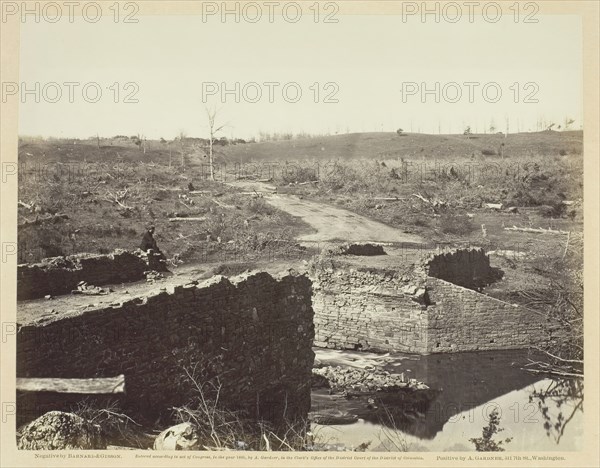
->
[109,135,251,146]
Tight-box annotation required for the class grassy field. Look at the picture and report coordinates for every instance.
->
[221,131,583,240]
[17,137,313,265]
[220,130,583,313]
[18,131,583,292]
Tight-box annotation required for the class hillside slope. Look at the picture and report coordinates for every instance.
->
[221,131,583,162]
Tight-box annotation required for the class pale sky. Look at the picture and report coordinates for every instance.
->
[17,13,582,139]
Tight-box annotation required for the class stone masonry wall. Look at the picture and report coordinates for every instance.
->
[311,262,429,353]
[311,249,547,354]
[17,249,161,300]
[425,277,546,352]
[17,272,315,424]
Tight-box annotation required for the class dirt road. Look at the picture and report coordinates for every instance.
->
[19,181,422,322]
[228,180,423,244]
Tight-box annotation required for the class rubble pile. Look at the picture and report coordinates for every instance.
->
[145,270,165,283]
[312,365,429,394]
[71,281,110,296]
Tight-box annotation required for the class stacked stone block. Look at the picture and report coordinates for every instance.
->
[311,248,547,354]
[17,272,315,425]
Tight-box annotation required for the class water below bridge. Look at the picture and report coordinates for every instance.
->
[310,348,583,452]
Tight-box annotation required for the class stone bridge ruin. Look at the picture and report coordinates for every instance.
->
[17,271,314,425]
[16,246,547,428]
[310,247,547,353]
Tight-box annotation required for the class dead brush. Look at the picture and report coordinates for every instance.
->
[73,399,151,448]
[171,365,319,451]
[375,403,411,452]
[170,363,256,450]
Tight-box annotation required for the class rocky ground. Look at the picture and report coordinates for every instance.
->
[312,366,429,395]
[309,350,435,430]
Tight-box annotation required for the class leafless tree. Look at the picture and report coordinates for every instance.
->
[205,106,228,181]
[564,117,575,130]
[133,133,145,152]
[177,131,187,168]
[518,259,583,445]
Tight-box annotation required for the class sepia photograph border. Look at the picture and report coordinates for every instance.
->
[1,1,598,466]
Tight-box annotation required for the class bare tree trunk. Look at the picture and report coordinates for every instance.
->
[206,108,218,181]
[209,130,215,181]
[204,107,228,181]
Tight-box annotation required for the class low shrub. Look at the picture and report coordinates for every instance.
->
[438,213,476,235]
[246,198,275,215]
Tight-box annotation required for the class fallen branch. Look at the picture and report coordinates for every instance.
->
[169,217,207,222]
[177,232,207,240]
[531,347,583,365]
[412,193,446,212]
[94,408,142,426]
[18,200,34,210]
[524,359,583,378]
[212,199,236,209]
[372,197,406,201]
[19,213,69,227]
[523,368,583,379]
[105,189,132,210]
[504,226,570,235]
[412,193,430,204]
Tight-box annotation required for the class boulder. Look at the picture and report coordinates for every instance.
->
[153,422,200,450]
[17,411,105,450]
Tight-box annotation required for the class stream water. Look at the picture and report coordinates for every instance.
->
[310,348,583,452]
